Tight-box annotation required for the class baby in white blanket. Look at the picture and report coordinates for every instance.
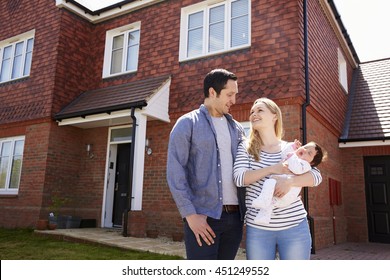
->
[252,140,325,224]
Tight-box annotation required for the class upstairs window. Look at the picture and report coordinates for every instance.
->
[103,22,141,78]
[0,136,25,195]
[338,49,348,93]
[0,31,34,84]
[179,0,250,61]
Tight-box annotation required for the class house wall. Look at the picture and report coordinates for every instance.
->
[306,0,352,134]
[1,0,376,251]
[0,0,98,227]
[0,1,60,124]
[42,123,108,223]
[0,120,49,227]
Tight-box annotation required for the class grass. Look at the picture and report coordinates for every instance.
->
[0,228,183,260]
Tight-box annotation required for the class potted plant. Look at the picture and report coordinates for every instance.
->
[48,195,69,229]
[36,219,49,230]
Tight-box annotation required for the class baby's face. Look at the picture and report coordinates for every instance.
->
[296,143,317,163]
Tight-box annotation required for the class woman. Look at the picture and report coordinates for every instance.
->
[233,98,322,260]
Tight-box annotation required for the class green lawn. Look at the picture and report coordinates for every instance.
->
[0,228,183,260]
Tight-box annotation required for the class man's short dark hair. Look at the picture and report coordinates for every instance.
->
[203,69,237,98]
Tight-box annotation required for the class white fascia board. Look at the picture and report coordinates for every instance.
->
[55,0,165,24]
[339,140,390,148]
[57,109,131,126]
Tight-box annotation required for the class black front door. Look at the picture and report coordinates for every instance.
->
[112,143,131,227]
[364,156,390,243]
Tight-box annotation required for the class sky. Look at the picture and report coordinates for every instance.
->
[75,0,390,63]
[332,0,390,62]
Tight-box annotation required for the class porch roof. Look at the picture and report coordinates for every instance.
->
[340,58,390,147]
[55,75,171,128]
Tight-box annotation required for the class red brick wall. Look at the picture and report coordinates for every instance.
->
[0,119,108,228]
[0,1,59,124]
[43,123,108,224]
[306,0,353,133]
[0,120,50,228]
[143,120,183,237]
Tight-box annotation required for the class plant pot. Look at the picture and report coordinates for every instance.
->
[36,219,48,230]
[48,223,57,230]
[172,232,184,242]
[48,216,57,230]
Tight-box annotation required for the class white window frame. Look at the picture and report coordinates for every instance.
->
[102,22,141,78]
[179,0,251,61]
[338,48,348,93]
[0,136,25,195]
[0,30,34,84]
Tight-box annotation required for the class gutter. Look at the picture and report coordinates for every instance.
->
[55,101,148,122]
[122,107,138,237]
[302,0,316,254]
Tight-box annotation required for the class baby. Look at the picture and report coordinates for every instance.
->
[252,140,325,224]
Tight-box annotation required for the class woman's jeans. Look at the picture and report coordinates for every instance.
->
[246,218,311,260]
[183,211,243,260]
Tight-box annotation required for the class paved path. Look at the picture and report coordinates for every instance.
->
[35,228,390,260]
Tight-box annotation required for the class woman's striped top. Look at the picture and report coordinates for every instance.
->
[233,140,322,231]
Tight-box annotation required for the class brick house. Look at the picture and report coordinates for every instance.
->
[1,0,389,250]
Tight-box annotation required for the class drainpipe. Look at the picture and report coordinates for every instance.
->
[302,0,315,254]
[122,107,137,237]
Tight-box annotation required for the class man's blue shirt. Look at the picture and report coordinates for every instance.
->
[167,105,245,220]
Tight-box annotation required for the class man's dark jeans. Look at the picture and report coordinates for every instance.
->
[183,211,243,260]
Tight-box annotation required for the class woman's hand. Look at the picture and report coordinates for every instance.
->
[272,175,293,197]
[272,161,293,175]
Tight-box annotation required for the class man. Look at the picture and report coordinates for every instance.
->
[167,69,245,260]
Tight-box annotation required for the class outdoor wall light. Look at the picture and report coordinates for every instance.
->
[145,139,152,155]
[86,144,94,159]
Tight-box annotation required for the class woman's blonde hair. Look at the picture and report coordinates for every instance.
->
[247,98,284,161]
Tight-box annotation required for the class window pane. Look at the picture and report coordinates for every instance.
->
[111,50,123,74]
[23,38,34,76]
[23,52,32,76]
[209,23,224,52]
[126,46,139,71]
[12,42,24,79]
[0,142,11,189]
[126,30,140,71]
[189,11,203,29]
[209,6,225,52]
[0,156,8,189]
[231,0,249,47]
[9,155,22,189]
[210,5,224,23]
[14,140,24,156]
[1,142,11,157]
[188,28,203,57]
[188,11,204,57]
[110,127,132,142]
[128,30,140,46]
[111,35,124,74]
[113,35,124,49]
[231,16,248,47]
[232,0,248,18]
[0,46,12,82]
